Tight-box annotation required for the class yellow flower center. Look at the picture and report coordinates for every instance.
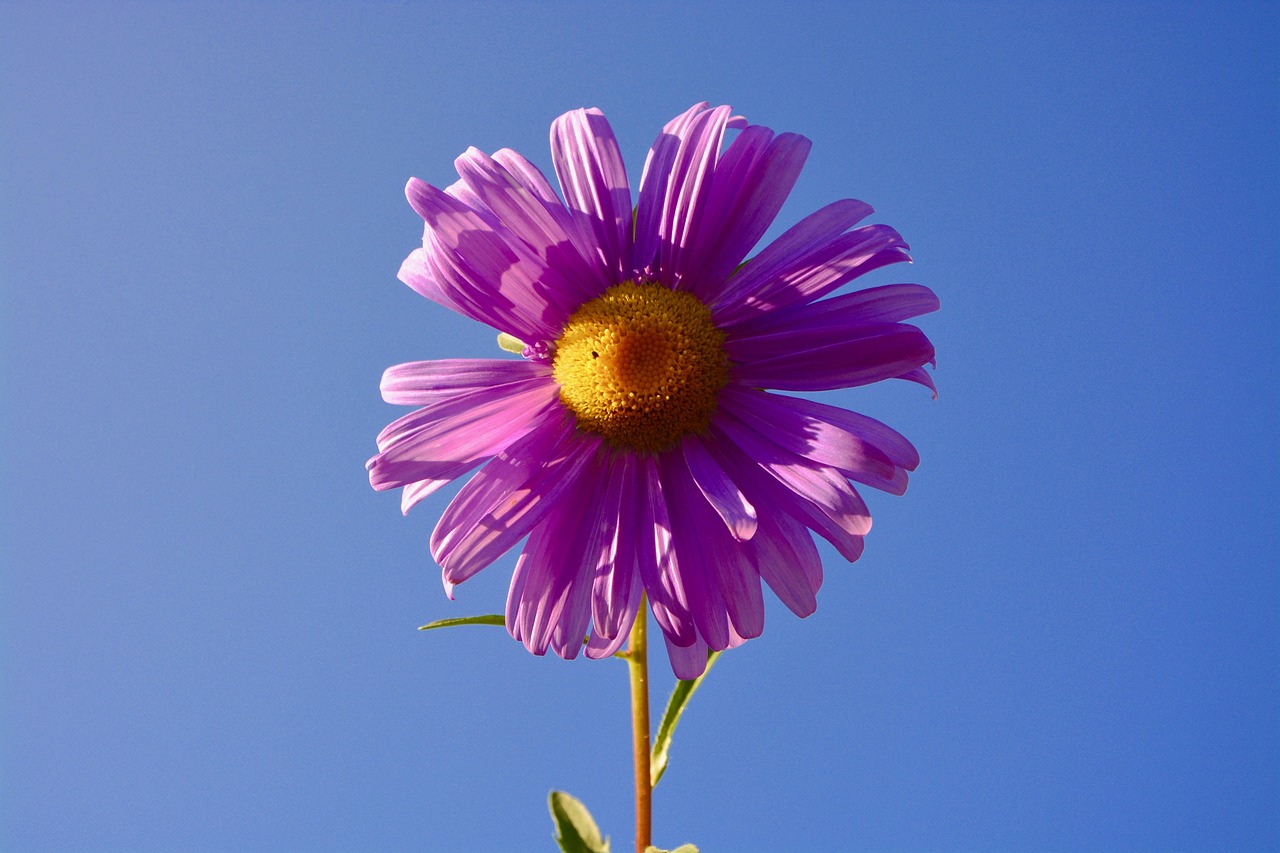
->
[552,282,729,452]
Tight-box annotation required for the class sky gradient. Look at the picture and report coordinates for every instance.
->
[3,2,1277,851]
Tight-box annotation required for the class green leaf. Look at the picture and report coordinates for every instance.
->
[644,846,698,853]
[650,650,721,787]
[417,614,505,631]
[549,790,610,853]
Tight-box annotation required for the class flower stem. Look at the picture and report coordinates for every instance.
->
[627,596,652,853]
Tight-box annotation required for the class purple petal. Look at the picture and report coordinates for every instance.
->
[367,379,559,491]
[588,453,643,647]
[714,413,872,536]
[380,358,550,406]
[727,312,928,363]
[705,420,867,562]
[715,225,911,328]
[505,499,594,660]
[633,454,696,644]
[397,248,470,319]
[659,105,734,290]
[686,127,811,302]
[658,452,730,650]
[663,630,709,680]
[661,450,766,646]
[430,414,601,588]
[680,434,758,540]
[709,198,875,318]
[399,469,480,515]
[729,282,940,340]
[720,386,908,495]
[727,381,916,468]
[549,455,615,658]
[550,108,633,287]
[731,323,935,392]
[584,560,641,659]
[750,512,822,617]
[406,178,576,340]
[454,147,604,303]
[492,148,564,207]
[810,282,939,324]
[442,177,498,226]
[764,392,918,470]
[897,366,938,398]
[374,376,551,452]
[634,102,708,277]
[493,147,608,287]
[506,446,621,660]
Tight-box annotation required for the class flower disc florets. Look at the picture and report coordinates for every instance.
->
[553,281,729,452]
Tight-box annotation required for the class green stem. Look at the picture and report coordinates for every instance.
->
[627,596,652,853]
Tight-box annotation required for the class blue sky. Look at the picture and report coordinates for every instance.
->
[2,2,1276,851]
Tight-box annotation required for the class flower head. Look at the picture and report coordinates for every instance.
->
[368,103,937,678]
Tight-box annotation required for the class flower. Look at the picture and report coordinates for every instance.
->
[368,103,937,678]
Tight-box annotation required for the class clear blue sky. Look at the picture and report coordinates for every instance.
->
[3,3,1276,851]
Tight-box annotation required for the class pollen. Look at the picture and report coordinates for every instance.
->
[552,282,729,452]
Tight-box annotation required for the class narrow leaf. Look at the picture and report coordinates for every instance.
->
[549,790,610,853]
[650,650,721,787]
[417,613,505,631]
[644,846,698,853]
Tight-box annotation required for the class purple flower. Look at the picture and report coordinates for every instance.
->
[368,103,937,678]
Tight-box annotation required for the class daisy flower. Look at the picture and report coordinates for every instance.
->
[368,103,937,678]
